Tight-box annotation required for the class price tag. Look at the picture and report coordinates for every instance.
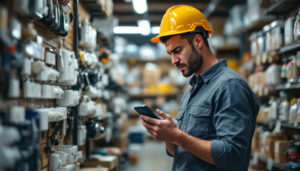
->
[266,158,273,171]
[253,153,258,165]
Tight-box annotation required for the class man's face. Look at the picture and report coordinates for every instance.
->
[165,35,203,77]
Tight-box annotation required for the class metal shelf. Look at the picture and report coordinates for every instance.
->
[126,57,171,64]
[281,122,300,130]
[278,41,300,55]
[80,0,107,18]
[264,0,300,15]
[243,19,273,33]
[257,121,300,130]
[275,83,300,91]
[129,93,178,99]
[214,45,240,51]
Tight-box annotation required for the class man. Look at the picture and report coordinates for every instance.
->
[140,5,259,171]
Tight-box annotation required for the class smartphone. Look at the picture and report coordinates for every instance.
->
[134,105,162,120]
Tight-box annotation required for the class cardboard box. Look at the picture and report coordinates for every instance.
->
[264,133,287,159]
[274,140,291,163]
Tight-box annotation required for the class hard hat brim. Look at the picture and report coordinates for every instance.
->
[151,36,160,43]
[151,29,213,43]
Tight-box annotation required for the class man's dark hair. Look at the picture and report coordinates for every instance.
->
[160,27,210,49]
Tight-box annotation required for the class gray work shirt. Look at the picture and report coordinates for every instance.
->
[171,60,259,171]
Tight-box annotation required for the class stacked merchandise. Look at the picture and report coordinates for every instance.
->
[0,0,129,171]
[242,1,300,170]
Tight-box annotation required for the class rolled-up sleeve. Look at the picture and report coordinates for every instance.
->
[211,79,257,170]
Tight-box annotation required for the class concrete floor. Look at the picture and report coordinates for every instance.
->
[125,140,173,171]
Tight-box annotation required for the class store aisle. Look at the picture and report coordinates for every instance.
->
[126,140,173,171]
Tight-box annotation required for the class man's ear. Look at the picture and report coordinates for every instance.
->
[193,34,204,50]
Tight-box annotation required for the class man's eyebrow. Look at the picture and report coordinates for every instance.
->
[167,46,181,55]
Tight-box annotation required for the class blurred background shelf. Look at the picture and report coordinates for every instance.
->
[214,45,240,51]
[264,0,300,15]
[129,93,178,100]
[257,121,300,130]
[275,83,300,91]
[243,19,273,33]
[126,57,171,65]
[252,152,287,170]
[278,41,300,55]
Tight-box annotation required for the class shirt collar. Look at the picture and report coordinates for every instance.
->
[189,59,227,86]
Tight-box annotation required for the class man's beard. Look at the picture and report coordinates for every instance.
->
[177,46,203,77]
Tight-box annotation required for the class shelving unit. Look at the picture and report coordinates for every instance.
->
[214,45,241,60]
[214,45,240,52]
[80,0,108,17]
[264,0,300,15]
[275,83,300,91]
[243,19,273,33]
[129,93,178,100]
[126,57,171,65]
[257,121,300,130]
[241,1,300,170]
[278,41,300,55]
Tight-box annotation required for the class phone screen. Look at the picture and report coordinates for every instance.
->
[134,105,162,120]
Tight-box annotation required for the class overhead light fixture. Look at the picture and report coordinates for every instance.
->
[151,26,160,34]
[113,20,151,35]
[138,19,151,36]
[113,26,140,34]
[132,0,148,14]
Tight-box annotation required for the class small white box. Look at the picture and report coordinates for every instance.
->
[45,51,56,66]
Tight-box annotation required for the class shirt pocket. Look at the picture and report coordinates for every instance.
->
[175,110,185,129]
[186,106,211,138]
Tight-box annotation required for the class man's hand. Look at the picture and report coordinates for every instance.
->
[141,109,215,164]
[140,109,179,143]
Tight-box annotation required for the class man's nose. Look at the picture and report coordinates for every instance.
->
[171,55,179,65]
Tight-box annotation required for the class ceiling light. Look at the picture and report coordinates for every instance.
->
[138,20,151,36]
[113,26,140,34]
[132,0,148,14]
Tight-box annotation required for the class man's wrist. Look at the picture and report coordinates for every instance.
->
[172,128,183,145]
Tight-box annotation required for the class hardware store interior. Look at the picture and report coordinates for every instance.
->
[0,0,300,171]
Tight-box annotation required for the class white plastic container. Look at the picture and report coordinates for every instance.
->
[266,63,281,86]
[284,16,295,45]
[294,11,300,40]
[270,20,284,50]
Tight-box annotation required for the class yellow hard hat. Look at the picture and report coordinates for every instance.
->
[151,5,214,43]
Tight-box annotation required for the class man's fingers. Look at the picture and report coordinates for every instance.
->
[147,130,157,139]
[156,109,169,120]
[140,114,159,125]
[141,118,157,131]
